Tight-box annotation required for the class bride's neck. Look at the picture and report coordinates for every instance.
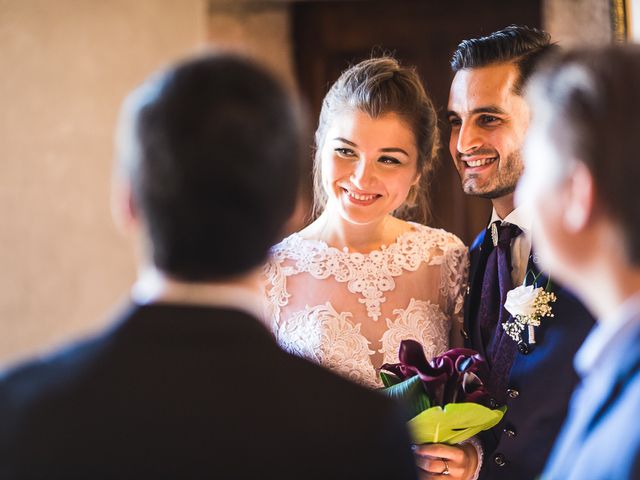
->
[303,210,406,253]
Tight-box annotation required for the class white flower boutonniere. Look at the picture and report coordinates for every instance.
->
[502,274,557,347]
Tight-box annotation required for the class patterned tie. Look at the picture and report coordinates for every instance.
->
[479,221,523,402]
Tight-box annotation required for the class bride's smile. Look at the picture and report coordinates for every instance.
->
[319,109,420,228]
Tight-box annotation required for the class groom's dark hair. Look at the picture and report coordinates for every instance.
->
[117,53,303,280]
[451,25,557,94]
[526,45,640,265]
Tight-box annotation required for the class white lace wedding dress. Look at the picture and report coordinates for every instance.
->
[263,222,468,389]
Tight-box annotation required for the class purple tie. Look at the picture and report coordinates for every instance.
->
[479,221,523,402]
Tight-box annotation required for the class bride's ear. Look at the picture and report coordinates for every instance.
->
[563,161,594,233]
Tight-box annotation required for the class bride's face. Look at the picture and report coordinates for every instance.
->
[320,109,420,226]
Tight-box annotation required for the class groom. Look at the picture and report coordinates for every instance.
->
[0,53,418,479]
[415,26,595,479]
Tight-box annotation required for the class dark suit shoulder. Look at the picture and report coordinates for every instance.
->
[0,328,113,408]
[265,349,417,478]
[0,303,418,479]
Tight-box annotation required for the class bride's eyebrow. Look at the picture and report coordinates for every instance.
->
[333,137,357,147]
[380,147,409,156]
[333,137,409,156]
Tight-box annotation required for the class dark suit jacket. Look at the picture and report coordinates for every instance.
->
[0,303,417,479]
[542,308,640,479]
[464,229,595,480]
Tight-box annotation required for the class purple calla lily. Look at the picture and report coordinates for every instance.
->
[380,340,494,408]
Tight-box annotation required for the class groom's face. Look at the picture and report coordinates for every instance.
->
[447,62,530,200]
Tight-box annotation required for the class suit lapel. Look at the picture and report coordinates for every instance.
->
[465,228,494,356]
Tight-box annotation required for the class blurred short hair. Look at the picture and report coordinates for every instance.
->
[117,53,303,280]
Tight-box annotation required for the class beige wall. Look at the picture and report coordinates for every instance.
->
[0,0,206,364]
[544,0,613,45]
[207,1,295,88]
[626,0,640,41]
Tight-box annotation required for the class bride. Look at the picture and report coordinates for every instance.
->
[264,56,468,389]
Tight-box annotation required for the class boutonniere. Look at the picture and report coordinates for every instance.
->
[502,272,557,350]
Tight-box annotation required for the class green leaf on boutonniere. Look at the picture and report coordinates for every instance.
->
[408,403,507,445]
[381,375,431,418]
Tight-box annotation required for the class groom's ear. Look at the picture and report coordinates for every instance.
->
[563,161,594,233]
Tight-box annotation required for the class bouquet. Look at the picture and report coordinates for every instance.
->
[380,340,506,444]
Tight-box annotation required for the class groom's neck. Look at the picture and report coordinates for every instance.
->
[491,193,515,220]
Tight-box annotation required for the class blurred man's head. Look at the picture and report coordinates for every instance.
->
[115,53,302,281]
[518,45,640,292]
[447,25,555,213]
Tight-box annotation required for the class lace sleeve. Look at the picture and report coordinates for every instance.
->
[261,255,291,331]
[439,235,469,327]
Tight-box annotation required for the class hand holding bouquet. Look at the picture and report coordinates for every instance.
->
[380,340,506,444]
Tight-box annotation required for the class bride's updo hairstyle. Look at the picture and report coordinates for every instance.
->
[312,56,439,224]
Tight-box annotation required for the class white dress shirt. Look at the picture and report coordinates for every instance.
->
[131,267,266,324]
[489,206,533,287]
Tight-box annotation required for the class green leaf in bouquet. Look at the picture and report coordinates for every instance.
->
[381,375,431,418]
[408,403,507,445]
[379,371,402,388]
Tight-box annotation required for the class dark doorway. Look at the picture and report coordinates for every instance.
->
[292,0,542,245]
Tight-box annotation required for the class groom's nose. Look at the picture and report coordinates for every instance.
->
[455,122,483,155]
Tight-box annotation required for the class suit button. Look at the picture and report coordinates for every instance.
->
[518,342,530,354]
[506,388,520,399]
[494,453,507,467]
[503,427,517,438]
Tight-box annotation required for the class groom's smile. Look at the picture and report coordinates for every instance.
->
[447,62,530,201]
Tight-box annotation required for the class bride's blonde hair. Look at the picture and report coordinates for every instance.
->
[311,55,440,225]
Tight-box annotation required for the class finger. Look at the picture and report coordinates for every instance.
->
[414,443,464,463]
[415,456,448,475]
[417,467,449,479]
[418,471,444,479]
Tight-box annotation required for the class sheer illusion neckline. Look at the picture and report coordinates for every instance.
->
[291,221,421,255]
[264,223,469,388]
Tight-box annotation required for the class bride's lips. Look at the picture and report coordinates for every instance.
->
[341,187,381,206]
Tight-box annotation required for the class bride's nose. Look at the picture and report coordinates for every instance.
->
[350,158,375,189]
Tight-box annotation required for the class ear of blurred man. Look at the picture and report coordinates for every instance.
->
[563,161,594,234]
[110,175,139,236]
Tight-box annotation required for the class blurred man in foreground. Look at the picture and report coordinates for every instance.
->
[518,45,640,480]
[0,52,417,479]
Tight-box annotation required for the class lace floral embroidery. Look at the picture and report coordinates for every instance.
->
[268,224,464,321]
[264,224,469,389]
[379,298,449,365]
[274,302,378,387]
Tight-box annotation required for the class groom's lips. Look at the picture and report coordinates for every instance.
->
[460,156,498,171]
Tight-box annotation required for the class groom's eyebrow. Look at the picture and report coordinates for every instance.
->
[446,106,508,117]
[473,106,507,115]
